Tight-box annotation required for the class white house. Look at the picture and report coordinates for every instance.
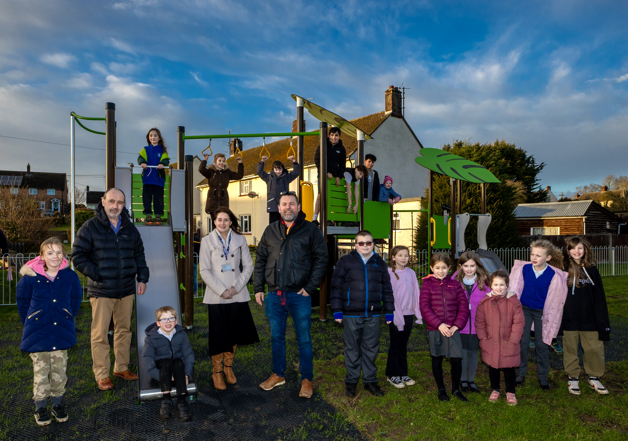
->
[197,86,429,245]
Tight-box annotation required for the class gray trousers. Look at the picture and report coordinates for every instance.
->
[344,316,380,384]
[518,306,549,382]
[461,349,479,382]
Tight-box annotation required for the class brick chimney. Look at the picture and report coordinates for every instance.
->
[229,138,243,157]
[27,163,31,176]
[546,186,551,191]
[385,85,402,118]
[86,185,90,192]
[602,186,609,192]
[292,118,305,133]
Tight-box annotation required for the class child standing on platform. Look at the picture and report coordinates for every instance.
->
[562,236,610,395]
[17,238,82,426]
[476,270,525,406]
[453,251,491,393]
[385,246,422,389]
[138,128,170,225]
[419,253,469,402]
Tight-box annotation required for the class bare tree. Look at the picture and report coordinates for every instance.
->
[74,187,86,206]
[0,187,52,251]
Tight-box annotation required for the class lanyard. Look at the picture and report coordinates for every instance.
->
[216,230,232,260]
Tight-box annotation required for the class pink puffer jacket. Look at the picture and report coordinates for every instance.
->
[419,275,469,331]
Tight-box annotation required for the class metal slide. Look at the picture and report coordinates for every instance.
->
[134,224,197,401]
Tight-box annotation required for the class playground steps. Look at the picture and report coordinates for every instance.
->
[131,173,171,223]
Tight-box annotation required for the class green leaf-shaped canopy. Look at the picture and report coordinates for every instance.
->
[415,148,501,183]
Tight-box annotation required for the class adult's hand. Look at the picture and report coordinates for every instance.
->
[137,282,147,295]
[203,154,210,161]
[220,290,232,299]
[255,292,265,305]
[297,288,310,297]
[228,286,237,296]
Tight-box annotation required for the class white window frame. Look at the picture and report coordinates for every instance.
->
[239,180,251,196]
[10,187,18,194]
[531,227,560,235]
[39,201,46,210]
[239,214,251,233]
[29,188,37,195]
[47,189,55,195]
[393,212,401,230]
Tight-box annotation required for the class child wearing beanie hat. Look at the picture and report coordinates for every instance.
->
[379,176,402,206]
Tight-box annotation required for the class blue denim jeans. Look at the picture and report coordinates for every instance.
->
[265,291,313,381]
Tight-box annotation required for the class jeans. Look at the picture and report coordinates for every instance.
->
[265,291,313,381]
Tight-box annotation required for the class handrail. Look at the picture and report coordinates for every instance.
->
[70,112,105,121]
[71,112,105,135]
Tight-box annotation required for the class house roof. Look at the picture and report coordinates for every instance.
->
[514,200,595,218]
[86,191,105,204]
[0,169,66,190]
[196,111,390,187]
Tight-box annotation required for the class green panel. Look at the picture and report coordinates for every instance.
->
[415,148,500,183]
[326,178,360,222]
[363,200,391,239]
[431,215,451,249]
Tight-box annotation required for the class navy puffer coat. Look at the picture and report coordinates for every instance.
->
[142,323,195,381]
[17,263,82,353]
[72,203,149,299]
[330,251,394,318]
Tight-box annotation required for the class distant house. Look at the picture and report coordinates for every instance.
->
[577,187,627,209]
[170,156,203,232]
[196,86,429,241]
[0,164,68,215]
[85,186,105,210]
[514,200,622,236]
[544,186,558,202]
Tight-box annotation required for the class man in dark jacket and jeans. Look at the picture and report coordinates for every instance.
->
[254,191,328,398]
[72,188,149,391]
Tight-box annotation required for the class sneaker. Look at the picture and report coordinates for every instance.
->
[551,340,563,353]
[588,377,609,394]
[160,399,172,420]
[529,338,535,349]
[506,392,517,406]
[468,382,481,393]
[568,377,581,395]
[437,389,450,401]
[154,215,162,226]
[452,390,468,402]
[178,400,192,422]
[489,390,500,403]
[259,373,286,391]
[34,407,51,426]
[387,376,405,389]
[460,381,470,392]
[145,214,153,225]
[345,383,357,397]
[364,382,384,397]
[401,376,416,386]
[51,404,68,423]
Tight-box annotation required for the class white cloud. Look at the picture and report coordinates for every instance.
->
[67,73,93,89]
[109,38,136,55]
[40,53,76,68]
[616,73,628,83]
[190,72,207,87]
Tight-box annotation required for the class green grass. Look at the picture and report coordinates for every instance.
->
[601,276,628,318]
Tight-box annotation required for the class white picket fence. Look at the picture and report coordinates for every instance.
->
[3,246,628,306]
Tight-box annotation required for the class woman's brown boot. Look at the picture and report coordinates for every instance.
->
[223,345,237,385]
[212,353,226,390]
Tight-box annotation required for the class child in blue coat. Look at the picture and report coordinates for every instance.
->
[17,238,82,426]
[138,127,170,225]
[378,176,402,206]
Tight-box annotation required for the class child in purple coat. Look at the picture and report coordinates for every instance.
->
[453,251,491,393]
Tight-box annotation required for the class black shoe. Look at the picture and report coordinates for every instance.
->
[437,389,450,401]
[345,383,357,397]
[178,400,192,422]
[364,382,384,397]
[452,390,469,402]
[160,399,172,420]
[460,381,470,392]
[539,380,551,391]
[51,404,68,423]
[515,377,525,387]
[34,407,51,426]
[468,382,481,393]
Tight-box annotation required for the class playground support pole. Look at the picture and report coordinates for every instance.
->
[456,180,462,214]
[296,97,305,202]
[450,178,457,264]
[177,127,186,318]
[70,114,76,250]
[184,155,195,328]
[319,122,328,321]
[481,183,487,215]
[427,170,432,262]
[356,129,365,232]
[105,103,116,189]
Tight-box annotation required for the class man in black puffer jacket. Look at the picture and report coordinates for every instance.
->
[72,188,149,391]
[254,191,328,399]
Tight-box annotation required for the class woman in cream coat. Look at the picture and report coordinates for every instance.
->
[200,207,259,390]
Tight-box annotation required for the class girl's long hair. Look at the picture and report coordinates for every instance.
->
[146,127,168,153]
[563,236,596,287]
[454,251,489,290]
[389,245,410,280]
[530,239,564,269]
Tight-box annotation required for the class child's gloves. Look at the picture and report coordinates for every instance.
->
[393,196,401,204]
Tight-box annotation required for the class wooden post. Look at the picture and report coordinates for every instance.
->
[184,155,194,328]
[105,103,115,189]
[319,122,328,321]
[450,178,456,265]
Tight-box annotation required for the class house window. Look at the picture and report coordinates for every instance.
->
[393,212,401,230]
[47,189,55,195]
[39,201,46,210]
[531,227,560,236]
[29,188,37,195]
[0,201,4,209]
[10,187,18,194]
[239,214,251,233]
[240,180,251,196]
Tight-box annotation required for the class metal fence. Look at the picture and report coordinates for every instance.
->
[3,246,628,306]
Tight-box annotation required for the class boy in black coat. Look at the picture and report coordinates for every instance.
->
[331,230,394,397]
[313,127,346,223]
[142,306,195,421]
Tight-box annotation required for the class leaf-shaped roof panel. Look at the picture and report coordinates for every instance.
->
[415,148,500,183]
[291,94,373,140]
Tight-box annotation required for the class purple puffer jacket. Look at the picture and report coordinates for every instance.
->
[419,275,469,331]
[452,271,491,335]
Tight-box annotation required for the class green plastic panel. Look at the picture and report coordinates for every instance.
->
[363,200,391,239]
[326,178,360,222]
[131,174,171,224]
[415,148,500,183]
[431,214,451,249]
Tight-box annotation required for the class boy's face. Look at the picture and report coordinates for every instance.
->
[384,181,392,189]
[273,167,283,177]
[364,159,375,170]
[355,169,364,180]
[530,247,551,270]
[156,311,177,335]
[355,234,374,257]
[329,131,340,145]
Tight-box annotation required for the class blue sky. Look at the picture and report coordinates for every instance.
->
[1,0,626,196]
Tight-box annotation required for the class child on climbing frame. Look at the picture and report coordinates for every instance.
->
[344,165,368,215]
[138,128,170,225]
[257,155,301,224]
[313,127,346,224]
[378,176,402,206]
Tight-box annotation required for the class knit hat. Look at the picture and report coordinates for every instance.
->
[383,176,393,185]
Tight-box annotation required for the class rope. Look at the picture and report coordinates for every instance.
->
[260,137,270,158]
[202,139,213,156]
